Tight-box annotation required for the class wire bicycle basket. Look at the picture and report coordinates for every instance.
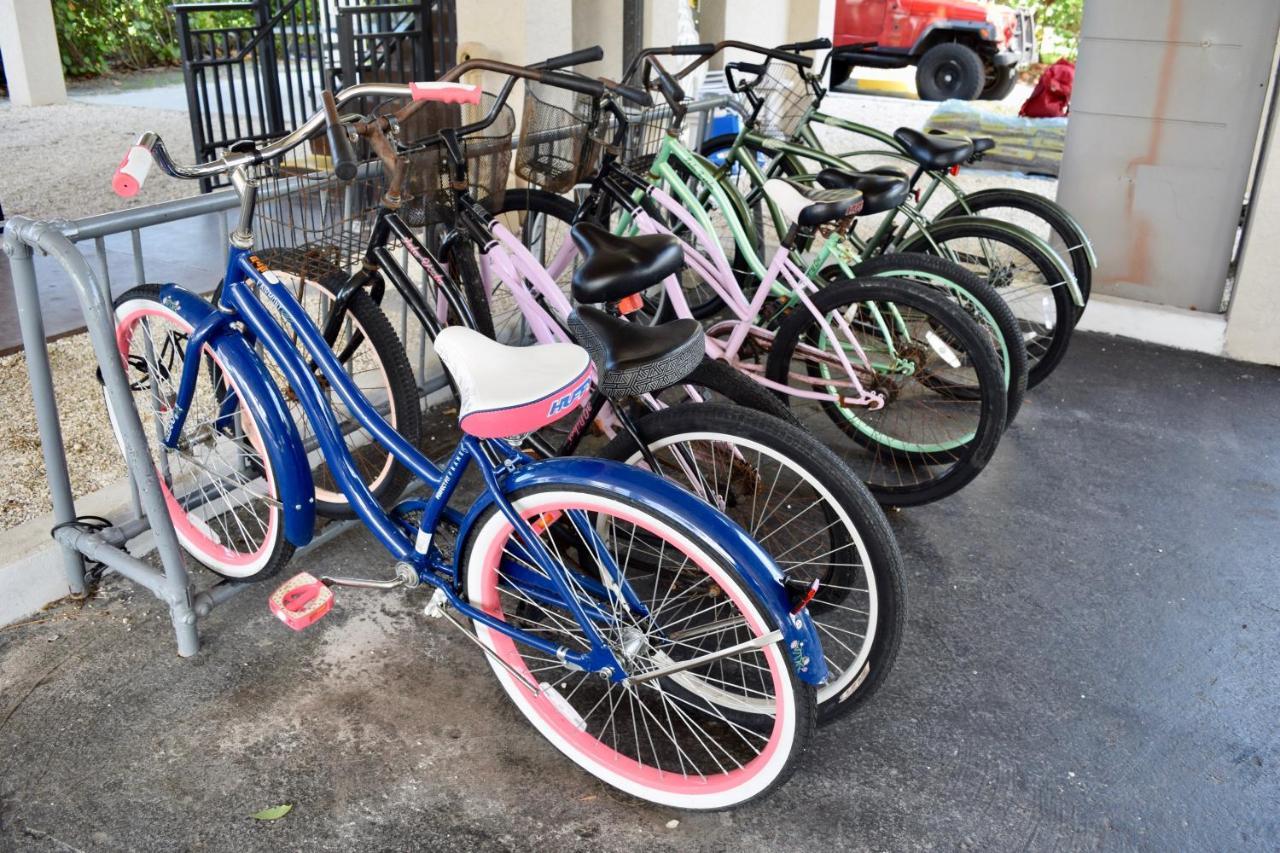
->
[515,81,596,193]
[616,96,696,174]
[252,129,387,282]
[401,92,515,228]
[750,61,814,139]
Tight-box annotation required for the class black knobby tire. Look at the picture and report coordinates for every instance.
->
[940,188,1093,322]
[980,62,1018,101]
[847,252,1028,424]
[916,43,985,101]
[649,356,799,425]
[597,403,905,724]
[898,218,1074,388]
[214,250,422,518]
[765,277,1007,506]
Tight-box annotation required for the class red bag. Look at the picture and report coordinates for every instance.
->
[1019,59,1075,118]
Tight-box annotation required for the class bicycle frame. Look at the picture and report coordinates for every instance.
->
[796,109,1098,270]
[710,122,1086,308]
[153,243,673,680]
[535,154,886,408]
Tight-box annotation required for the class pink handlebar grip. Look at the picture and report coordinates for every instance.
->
[409,81,483,105]
[112,144,154,198]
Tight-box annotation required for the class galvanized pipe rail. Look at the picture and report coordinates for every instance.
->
[2,93,741,656]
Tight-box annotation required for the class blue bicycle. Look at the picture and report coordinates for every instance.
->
[104,59,827,808]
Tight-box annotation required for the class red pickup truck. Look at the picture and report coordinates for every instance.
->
[831,0,1036,101]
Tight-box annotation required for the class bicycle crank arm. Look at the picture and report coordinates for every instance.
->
[321,561,419,589]
[625,628,783,685]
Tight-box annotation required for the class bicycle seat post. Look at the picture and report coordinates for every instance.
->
[228,164,259,249]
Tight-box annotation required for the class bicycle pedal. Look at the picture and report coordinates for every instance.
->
[269,572,333,631]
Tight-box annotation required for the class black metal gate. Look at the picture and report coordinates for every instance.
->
[172,0,456,190]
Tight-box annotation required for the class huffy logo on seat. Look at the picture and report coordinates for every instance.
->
[548,378,591,417]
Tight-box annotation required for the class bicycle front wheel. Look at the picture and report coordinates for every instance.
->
[598,403,905,724]
[462,483,816,809]
[108,285,293,579]
[213,251,422,519]
[766,277,1007,506]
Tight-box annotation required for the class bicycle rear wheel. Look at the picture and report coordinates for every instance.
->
[463,483,816,808]
[937,188,1093,320]
[846,252,1028,424]
[598,403,905,723]
[766,277,1007,506]
[899,218,1074,388]
[108,285,293,579]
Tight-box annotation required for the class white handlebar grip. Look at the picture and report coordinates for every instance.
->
[409,81,483,105]
[112,144,154,198]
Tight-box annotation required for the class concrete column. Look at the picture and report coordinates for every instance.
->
[0,0,68,106]
[1226,98,1280,366]
[572,0,623,80]
[643,0,683,52]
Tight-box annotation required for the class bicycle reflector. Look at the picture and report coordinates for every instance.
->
[786,577,821,615]
[616,293,645,315]
[269,572,334,630]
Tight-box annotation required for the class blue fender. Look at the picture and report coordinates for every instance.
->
[454,455,829,686]
[157,284,316,547]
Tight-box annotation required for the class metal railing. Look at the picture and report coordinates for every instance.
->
[2,94,738,656]
[172,0,458,191]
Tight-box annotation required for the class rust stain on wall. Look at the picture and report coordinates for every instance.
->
[1112,0,1184,288]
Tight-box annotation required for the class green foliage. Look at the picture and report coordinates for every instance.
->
[1008,0,1084,61]
[52,0,182,77]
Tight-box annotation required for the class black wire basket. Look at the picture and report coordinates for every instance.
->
[515,81,595,193]
[616,97,696,174]
[750,61,813,139]
[401,91,516,228]
[252,128,388,283]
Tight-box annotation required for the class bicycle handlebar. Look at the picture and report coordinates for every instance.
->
[830,41,879,58]
[777,37,831,52]
[529,45,604,70]
[322,90,358,182]
[623,38,814,91]
[112,53,624,195]
[646,56,687,112]
[601,79,653,107]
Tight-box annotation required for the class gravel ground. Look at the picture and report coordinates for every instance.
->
[0,99,197,221]
[0,79,1058,532]
[1,92,201,530]
[0,334,125,529]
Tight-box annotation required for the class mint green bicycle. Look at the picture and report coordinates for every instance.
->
[595,43,1028,421]
[687,40,1085,387]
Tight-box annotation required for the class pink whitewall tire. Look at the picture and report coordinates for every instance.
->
[462,486,816,809]
[107,285,293,580]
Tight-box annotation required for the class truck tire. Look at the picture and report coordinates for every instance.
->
[916,43,984,101]
[980,62,1018,101]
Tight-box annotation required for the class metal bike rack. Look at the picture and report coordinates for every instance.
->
[2,94,739,657]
